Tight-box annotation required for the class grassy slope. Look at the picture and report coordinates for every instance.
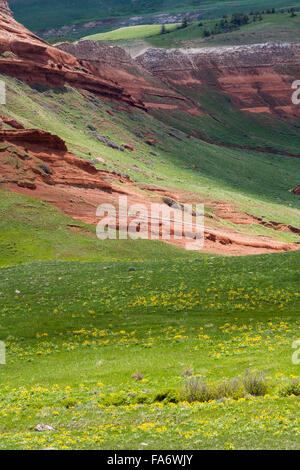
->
[0,189,197,268]
[0,252,299,449]
[83,24,180,41]
[103,13,300,52]
[147,12,300,48]
[1,75,299,249]
[10,0,300,31]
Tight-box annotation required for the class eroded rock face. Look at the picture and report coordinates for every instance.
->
[0,4,144,108]
[137,43,300,115]
[0,0,12,17]
[57,39,300,116]
[0,129,68,151]
[293,186,300,195]
[0,128,113,192]
[56,40,200,114]
[57,40,133,67]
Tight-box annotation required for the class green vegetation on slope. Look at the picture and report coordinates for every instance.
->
[0,252,299,448]
[0,189,197,268]
[1,3,300,450]
[104,11,300,50]
[1,75,299,241]
[149,10,300,48]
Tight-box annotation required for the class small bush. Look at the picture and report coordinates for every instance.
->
[133,395,148,404]
[182,366,194,377]
[181,377,245,403]
[242,370,269,396]
[279,378,300,397]
[181,378,212,402]
[216,378,245,400]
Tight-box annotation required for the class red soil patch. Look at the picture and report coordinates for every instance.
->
[293,186,300,195]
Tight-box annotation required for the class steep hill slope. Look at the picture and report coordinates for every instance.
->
[0,1,143,107]
[136,43,300,118]
[0,2,299,260]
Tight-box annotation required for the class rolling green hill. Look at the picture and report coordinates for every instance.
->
[9,0,300,33]
[0,73,299,270]
[0,189,195,268]
[147,10,300,48]
[85,12,300,51]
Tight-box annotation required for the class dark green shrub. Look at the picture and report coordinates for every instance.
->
[242,370,269,396]
[153,388,179,404]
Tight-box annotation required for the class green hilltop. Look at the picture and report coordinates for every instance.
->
[10,0,300,33]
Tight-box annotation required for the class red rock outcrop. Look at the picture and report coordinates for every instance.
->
[56,40,200,114]
[0,2,144,108]
[293,186,300,195]
[0,0,11,17]
[0,128,112,191]
[0,128,67,151]
[0,115,24,129]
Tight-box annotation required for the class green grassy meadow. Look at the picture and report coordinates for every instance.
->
[0,252,299,449]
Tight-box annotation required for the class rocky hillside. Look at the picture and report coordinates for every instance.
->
[136,43,300,116]
[0,0,11,16]
[0,1,299,256]
[56,40,199,114]
[57,39,300,118]
[0,0,144,108]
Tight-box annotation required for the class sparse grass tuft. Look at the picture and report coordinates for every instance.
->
[181,376,245,403]
[242,370,270,396]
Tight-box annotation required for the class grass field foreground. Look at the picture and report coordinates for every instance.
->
[0,252,299,449]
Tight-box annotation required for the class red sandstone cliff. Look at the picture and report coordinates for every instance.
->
[56,40,199,114]
[0,1,144,108]
[2,0,300,117]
